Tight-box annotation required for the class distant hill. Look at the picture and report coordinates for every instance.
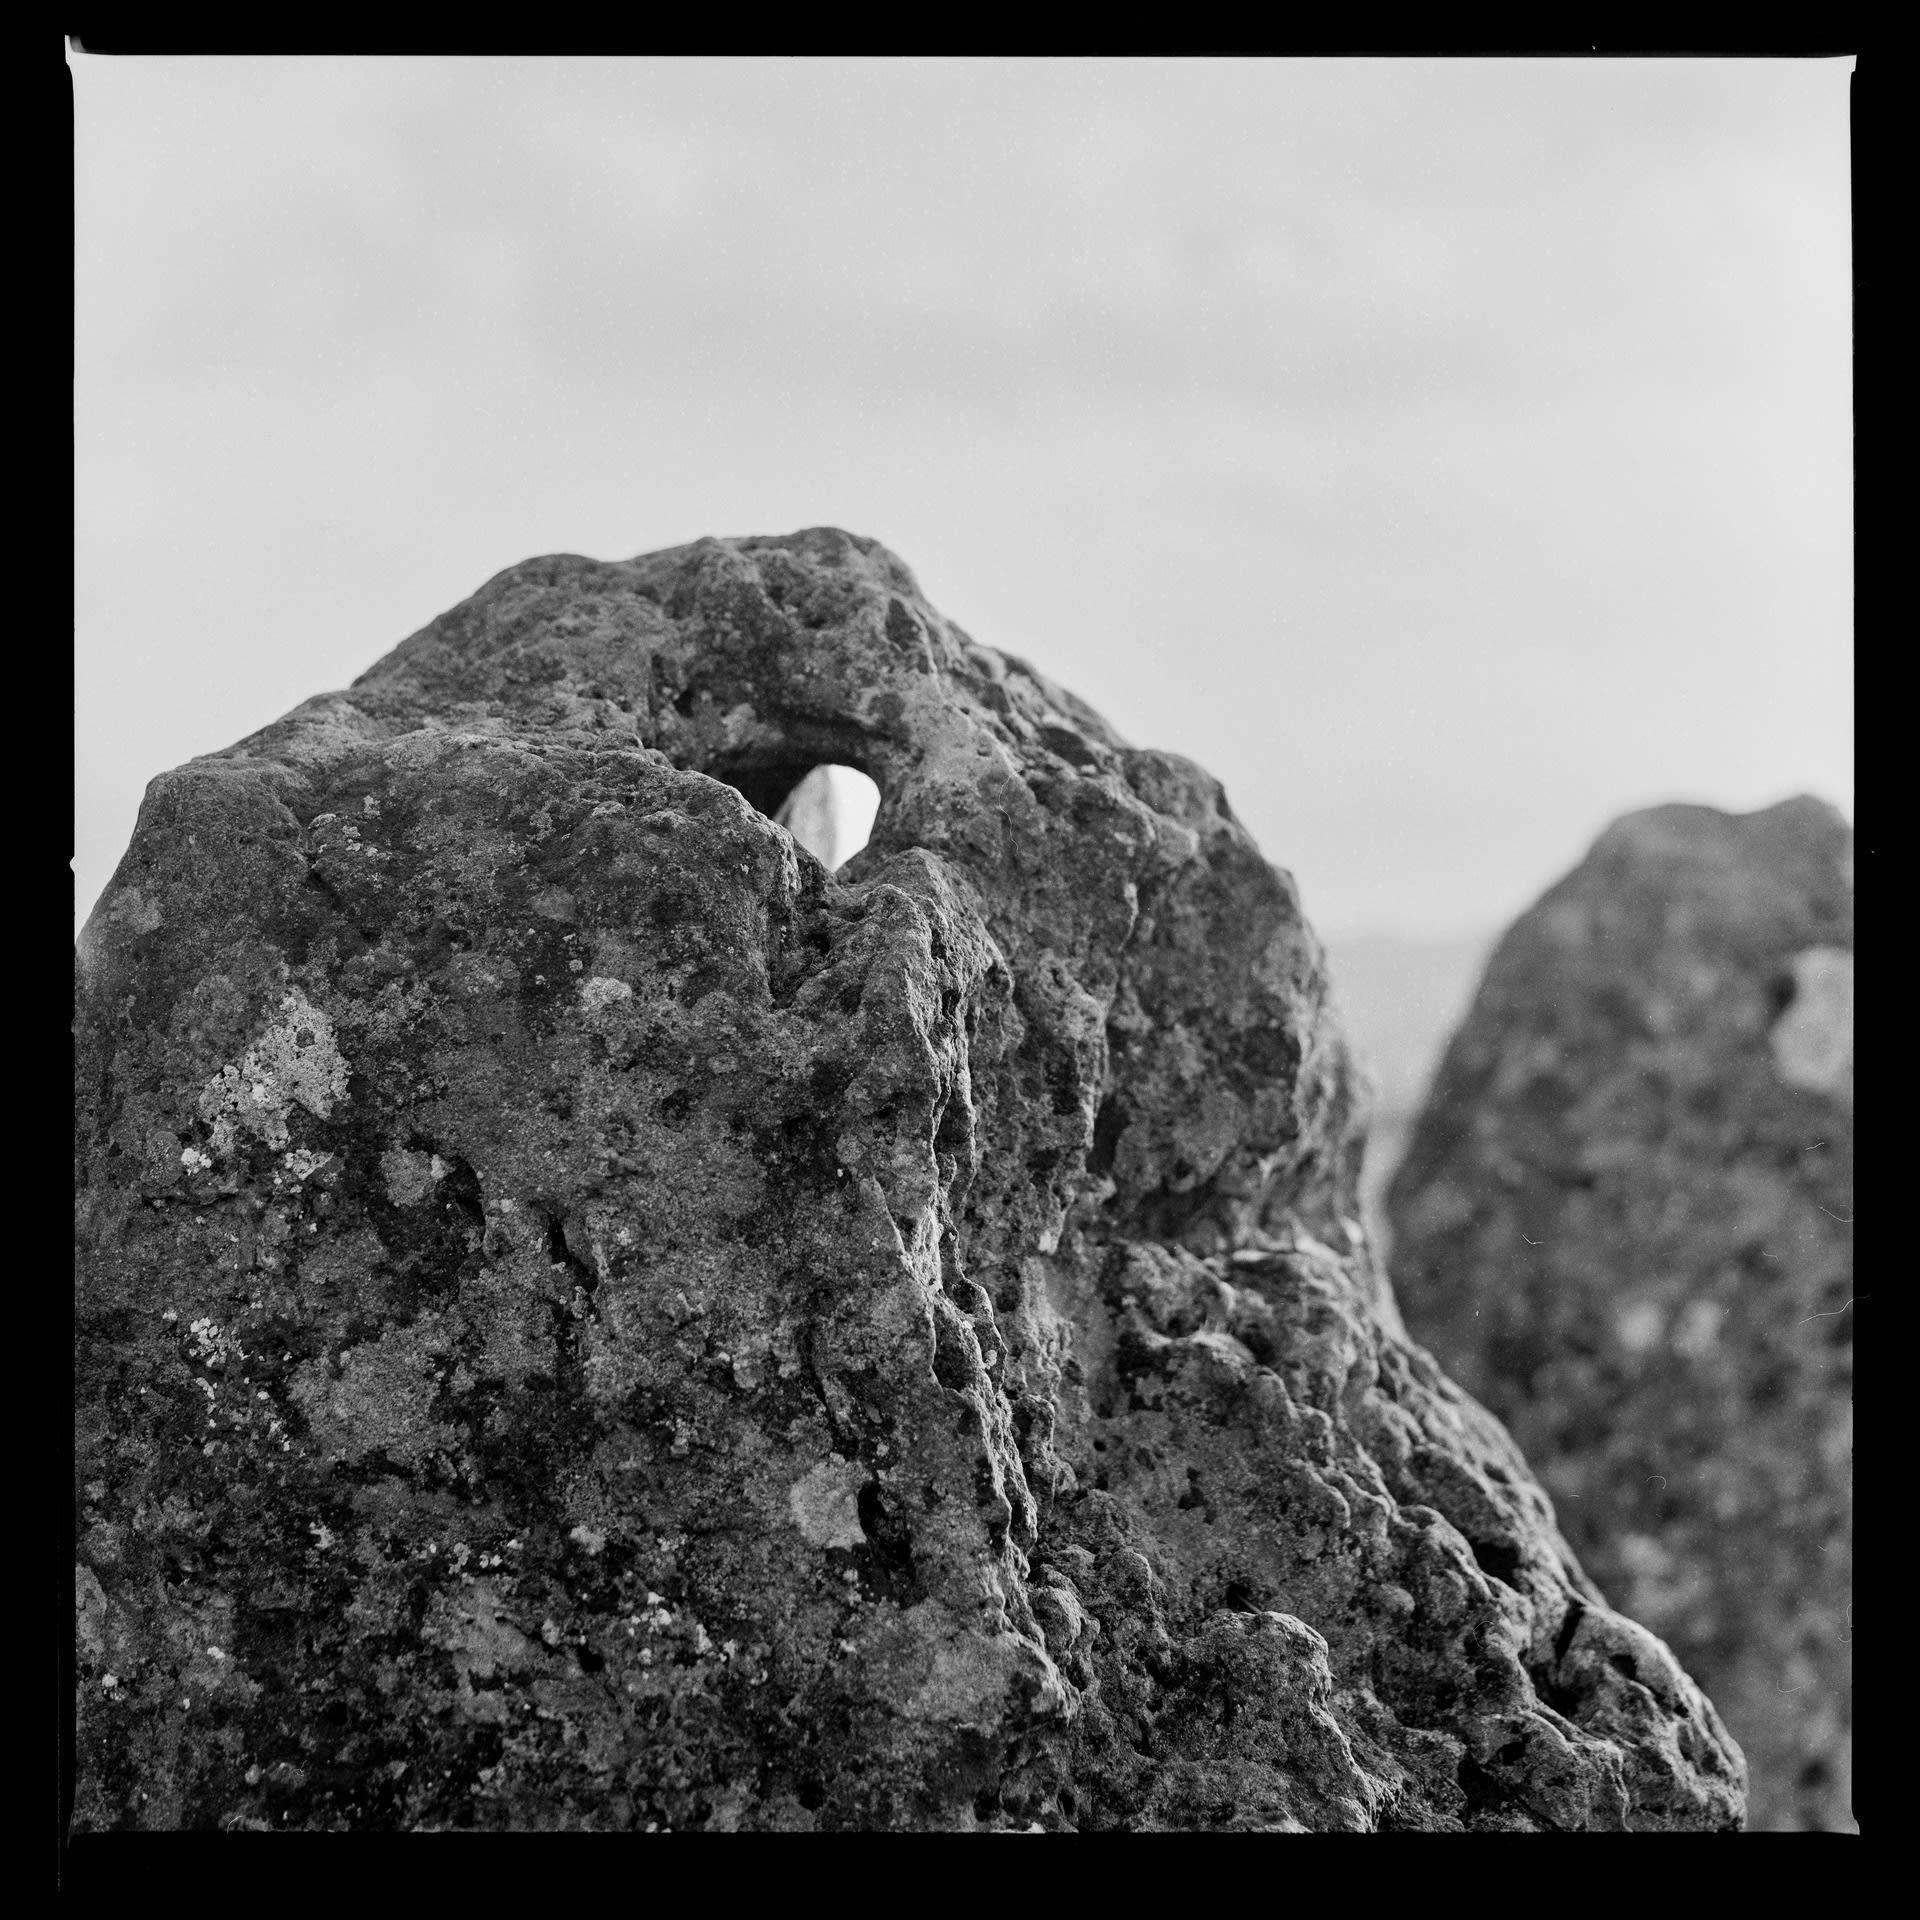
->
[1319,930,1496,1261]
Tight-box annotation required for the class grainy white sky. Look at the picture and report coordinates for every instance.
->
[73,54,1853,942]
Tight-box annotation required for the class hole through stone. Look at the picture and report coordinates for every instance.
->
[774,765,880,873]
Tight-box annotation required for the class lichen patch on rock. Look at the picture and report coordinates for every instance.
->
[788,1457,869,1551]
[1769,944,1853,1100]
[196,988,351,1156]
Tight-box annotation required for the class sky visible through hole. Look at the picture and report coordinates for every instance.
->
[773,766,883,874]
[73,54,1851,954]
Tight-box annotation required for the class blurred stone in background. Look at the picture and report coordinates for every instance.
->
[1385,797,1854,1831]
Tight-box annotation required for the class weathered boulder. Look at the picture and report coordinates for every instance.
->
[1387,798,1852,1831]
[75,529,1744,1830]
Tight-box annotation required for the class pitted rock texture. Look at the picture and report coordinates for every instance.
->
[1387,797,1852,1832]
[75,529,1743,1831]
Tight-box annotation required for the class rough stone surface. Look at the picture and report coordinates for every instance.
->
[1387,798,1852,1832]
[75,529,1743,1831]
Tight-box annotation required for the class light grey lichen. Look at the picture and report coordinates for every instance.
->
[197,989,351,1155]
[787,1456,869,1551]
[380,1147,436,1206]
[1769,945,1853,1100]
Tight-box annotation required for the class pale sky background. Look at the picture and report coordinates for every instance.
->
[73,54,1853,946]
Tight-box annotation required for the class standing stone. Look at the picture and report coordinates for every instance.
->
[75,530,1743,1830]
[1387,797,1853,1831]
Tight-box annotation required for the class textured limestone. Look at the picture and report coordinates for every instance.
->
[75,530,1743,1830]
[1387,798,1852,1832]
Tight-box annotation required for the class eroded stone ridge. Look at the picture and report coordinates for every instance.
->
[75,529,1743,1829]
[1387,796,1852,1832]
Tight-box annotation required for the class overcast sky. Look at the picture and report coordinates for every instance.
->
[73,54,1853,942]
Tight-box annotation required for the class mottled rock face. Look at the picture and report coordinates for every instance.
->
[1387,798,1853,1832]
[75,530,1742,1830]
